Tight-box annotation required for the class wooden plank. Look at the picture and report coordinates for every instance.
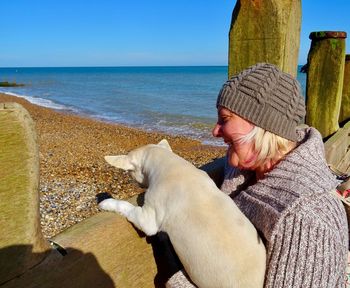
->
[325,120,350,170]
[337,149,350,174]
[2,212,161,288]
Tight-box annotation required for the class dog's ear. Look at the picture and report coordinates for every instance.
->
[104,155,134,171]
[157,139,172,152]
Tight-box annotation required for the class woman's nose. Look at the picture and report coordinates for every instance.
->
[212,123,222,137]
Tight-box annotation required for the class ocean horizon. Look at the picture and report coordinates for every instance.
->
[0,66,306,146]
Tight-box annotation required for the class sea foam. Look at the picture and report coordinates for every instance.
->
[0,90,76,112]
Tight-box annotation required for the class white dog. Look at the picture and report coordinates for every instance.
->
[99,139,266,288]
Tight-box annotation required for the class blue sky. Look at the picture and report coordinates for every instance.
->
[1,0,349,67]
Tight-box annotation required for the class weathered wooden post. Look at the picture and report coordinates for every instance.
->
[228,0,301,78]
[0,102,51,283]
[339,54,350,124]
[305,31,347,138]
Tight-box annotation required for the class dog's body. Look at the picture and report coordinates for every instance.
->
[99,140,266,288]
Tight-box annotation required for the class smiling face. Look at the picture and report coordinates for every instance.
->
[212,106,258,170]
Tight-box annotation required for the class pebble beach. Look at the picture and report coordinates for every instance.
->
[0,93,226,238]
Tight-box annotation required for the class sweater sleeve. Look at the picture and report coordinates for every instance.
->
[264,197,348,288]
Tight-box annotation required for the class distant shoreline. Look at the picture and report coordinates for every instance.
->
[0,65,229,69]
[1,64,308,69]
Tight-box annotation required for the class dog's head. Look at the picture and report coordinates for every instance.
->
[105,139,172,187]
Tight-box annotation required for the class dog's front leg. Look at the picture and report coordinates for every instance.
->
[99,199,159,236]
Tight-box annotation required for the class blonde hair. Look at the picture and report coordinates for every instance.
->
[237,126,295,167]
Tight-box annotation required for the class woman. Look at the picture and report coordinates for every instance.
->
[167,63,348,287]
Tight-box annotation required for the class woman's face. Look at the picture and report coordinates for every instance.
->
[212,106,257,170]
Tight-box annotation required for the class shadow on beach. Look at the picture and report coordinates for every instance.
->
[0,244,115,288]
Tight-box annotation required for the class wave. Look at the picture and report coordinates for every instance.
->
[91,110,225,147]
[0,90,78,112]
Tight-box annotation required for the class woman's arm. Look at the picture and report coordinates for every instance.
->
[264,200,348,288]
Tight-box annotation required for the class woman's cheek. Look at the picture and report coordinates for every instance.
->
[228,144,257,170]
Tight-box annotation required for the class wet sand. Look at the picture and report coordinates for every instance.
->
[0,93,226,238]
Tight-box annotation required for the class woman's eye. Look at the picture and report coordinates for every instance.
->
[218,119,226,125]
[217,114,230,124]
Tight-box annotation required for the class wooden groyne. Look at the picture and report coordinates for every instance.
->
[228,0,301,78]
[306,31,347,138]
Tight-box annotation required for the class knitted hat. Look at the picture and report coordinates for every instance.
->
[216,63,306,141]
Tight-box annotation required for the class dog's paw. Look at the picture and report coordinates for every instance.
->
[98,198,119,212]
[98,198,133,216]
[96,192,113,204]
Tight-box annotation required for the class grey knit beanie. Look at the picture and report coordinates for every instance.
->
[217,63,306,141]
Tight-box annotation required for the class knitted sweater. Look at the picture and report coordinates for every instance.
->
[167,127,348,287]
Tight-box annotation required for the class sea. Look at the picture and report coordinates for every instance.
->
[0,66,306,146]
